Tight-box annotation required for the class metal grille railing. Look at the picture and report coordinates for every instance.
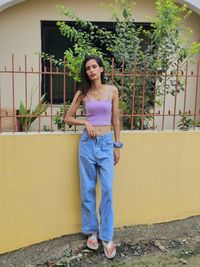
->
[0,55,199,133]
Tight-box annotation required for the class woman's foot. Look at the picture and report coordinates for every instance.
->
[102,240,116,259]
[87,233,99,250]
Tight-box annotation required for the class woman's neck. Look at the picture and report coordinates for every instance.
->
[91,80,103,91]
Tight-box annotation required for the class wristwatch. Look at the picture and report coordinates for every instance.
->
[113,142,123,148]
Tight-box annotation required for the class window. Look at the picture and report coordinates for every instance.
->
[41,21,151,104]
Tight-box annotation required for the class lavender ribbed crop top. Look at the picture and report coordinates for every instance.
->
[85,87,112,126]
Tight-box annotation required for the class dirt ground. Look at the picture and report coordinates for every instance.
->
[1,216,200,267]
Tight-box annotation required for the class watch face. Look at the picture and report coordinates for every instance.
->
[114,142,123,148]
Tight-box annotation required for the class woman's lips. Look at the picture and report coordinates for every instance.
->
[90,73,96,78]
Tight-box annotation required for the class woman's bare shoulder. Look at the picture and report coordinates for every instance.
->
[107,84,118,97]
[74,90,85,102]
[107,84,118,91]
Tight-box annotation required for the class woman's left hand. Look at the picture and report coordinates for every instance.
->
[114,148,120,165]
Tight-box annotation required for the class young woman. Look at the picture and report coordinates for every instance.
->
[64,55,123,259]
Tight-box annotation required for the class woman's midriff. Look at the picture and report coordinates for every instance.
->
[93,125,111,135]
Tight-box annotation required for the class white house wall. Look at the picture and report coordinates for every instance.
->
[0,0,199,130]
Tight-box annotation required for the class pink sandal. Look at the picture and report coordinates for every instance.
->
[102,240,116,259]
[87,233,99,250]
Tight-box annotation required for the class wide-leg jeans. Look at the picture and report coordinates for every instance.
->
[79,130,114,241]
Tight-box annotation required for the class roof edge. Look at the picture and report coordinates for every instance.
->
[0,0,26,12]
[176,0,200,15]
[0,0,200,15]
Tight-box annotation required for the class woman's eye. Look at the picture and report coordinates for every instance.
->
[86,64,98,71]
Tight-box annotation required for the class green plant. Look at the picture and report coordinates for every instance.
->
[195,121,200,127]
[144,0,200,98]
[178,113,193,131]
[42,0,200,130]
[43,125,51,131]
[53,102,71,130]
[19,89,48,131]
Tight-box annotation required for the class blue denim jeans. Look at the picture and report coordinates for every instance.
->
[79,130,114,241]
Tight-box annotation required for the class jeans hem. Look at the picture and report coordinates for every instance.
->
[82,230,99,236]
[99,235,113,242]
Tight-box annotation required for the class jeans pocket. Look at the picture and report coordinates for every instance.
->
[101,140,113,151]
[80,132,89,142]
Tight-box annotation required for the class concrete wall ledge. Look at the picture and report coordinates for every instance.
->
[0,129,200,136]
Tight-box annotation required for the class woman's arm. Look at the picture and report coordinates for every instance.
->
[64,90,86,126]
[112,86,121,165]
[64,90,96,137]
[112,86,120,142]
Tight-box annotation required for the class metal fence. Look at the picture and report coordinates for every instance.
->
[0,55,199,133]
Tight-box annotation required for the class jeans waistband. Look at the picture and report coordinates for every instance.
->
[95,131,112,140]
[82,129,112,140]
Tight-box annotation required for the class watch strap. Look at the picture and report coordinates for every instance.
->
[113,142,123,148]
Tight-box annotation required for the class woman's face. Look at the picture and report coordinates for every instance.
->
[85,59,103,81]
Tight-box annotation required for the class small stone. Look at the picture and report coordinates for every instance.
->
[180,258,188,265]
[180,239,188,245]
[134,251,140,256]
[154,240,167,252]
[82,249,92,253]
[42,247,49,253]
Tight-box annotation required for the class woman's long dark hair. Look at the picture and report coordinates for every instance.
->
[79,55,106,96]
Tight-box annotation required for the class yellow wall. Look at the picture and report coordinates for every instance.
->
[1,131,200,254]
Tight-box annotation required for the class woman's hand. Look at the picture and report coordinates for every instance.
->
[114,148,120,165]
[85,121,97,138]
